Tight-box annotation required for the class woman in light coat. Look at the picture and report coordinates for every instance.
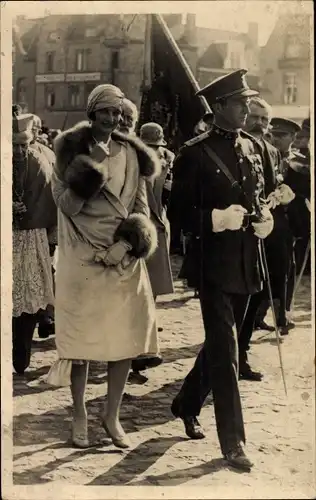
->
[48,84,160,449]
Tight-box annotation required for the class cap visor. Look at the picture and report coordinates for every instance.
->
[239,89,259,97]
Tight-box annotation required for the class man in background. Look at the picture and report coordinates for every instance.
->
[119,98,138,135]
[238,98,295,381]
[270,118,311,323]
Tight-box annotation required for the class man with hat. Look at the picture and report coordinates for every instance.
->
[237,99,297,375]
[128,122,174,382]
[270,118,311,318]
[170,70,274,471]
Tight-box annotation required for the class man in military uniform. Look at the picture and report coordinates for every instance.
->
[237,99,296,381]
[270,118,311,323]
[170,70,274,471]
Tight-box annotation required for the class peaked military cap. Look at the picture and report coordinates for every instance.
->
[270,117,301,135]
[196,69,259,103]
[302,117,310,131]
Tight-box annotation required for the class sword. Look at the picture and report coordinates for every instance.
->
[261,240,288,396]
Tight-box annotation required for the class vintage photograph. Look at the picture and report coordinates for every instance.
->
[2,0,314,498]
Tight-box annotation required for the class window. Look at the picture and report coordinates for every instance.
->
[283,73,297,104]
[85,82,96,102]
[48,31,59,42]
[46,88,56,108]
[75,49,91,71]
[111,50,120,71]
[285,35,301,58]
[16,77,27,103]
[46,52,55,72]
[69,84,81,107]
[85,28,97,37]
[229,51,241,69]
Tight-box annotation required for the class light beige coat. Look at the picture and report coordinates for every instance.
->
[52,123,160,362]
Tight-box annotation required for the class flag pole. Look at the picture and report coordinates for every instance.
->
[154,14,211,114]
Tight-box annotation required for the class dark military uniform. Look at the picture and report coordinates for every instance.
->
[280,148,311,308]
[171,123,266,455]
[238,139,291,367]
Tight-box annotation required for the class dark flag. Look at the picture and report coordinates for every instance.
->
[138,14,210,152]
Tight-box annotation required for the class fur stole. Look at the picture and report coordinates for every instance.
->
[54,121,161,200]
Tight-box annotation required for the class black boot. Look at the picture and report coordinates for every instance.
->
[131,355,163,372]
[12,314,37,374]
[171,399,205,440]
[224,444,254,471]
[239,352,263,381]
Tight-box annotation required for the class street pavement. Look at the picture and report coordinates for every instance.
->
[12,256,315,498]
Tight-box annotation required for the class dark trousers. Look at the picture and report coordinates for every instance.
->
[173,285,250,455]
[12,313,38,374]
[238,290,265,362]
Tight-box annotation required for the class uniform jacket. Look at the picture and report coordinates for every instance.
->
[282,149,310,239]
[171,125,265,295]
[260,139,292,291]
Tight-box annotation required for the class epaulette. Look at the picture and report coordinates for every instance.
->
[183,130,212,148]
[239,129,262,147]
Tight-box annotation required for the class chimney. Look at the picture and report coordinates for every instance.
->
[163,14,183,28]
[247,22,258,46]
[184,14,196,45]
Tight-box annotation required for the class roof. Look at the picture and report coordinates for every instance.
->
[170,23,252,57]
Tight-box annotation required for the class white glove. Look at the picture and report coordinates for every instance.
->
[305,199,311,212]
[212,205,247,232]
[163,179,172,191]
[252,207,274,239]
[278,183,295,205]
[95,240,132,267]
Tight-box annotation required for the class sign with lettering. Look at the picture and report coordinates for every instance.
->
[35,74,65,83]
[66,73,101,82]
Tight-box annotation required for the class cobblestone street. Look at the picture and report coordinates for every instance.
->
[12,257,315,498]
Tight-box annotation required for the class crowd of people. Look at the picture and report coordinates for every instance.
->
[12,69,311,471]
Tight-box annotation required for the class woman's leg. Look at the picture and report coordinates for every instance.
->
[103,359,131,436]
[12,313,38,375]
[71,362,89,446]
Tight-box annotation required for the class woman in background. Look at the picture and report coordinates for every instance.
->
[12,112,56,374]
[130,122,175,382]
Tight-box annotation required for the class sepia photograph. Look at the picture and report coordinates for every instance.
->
[1,0,314,498]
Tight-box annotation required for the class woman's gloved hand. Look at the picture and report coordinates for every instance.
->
[251,207,274,239]
[95,240,133,267]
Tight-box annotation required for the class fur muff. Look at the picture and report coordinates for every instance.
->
[114,213,158,260]
[54,121,161,182]
[64,154,106,200]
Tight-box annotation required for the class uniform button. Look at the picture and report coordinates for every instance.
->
[216,169,220,173]
[243,176,246,180]
[239,158,243,163]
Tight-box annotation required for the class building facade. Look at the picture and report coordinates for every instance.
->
[13,15,147,129]
[259,12,312,122]
[13,14,261,129]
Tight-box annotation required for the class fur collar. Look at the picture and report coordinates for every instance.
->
[54,121,161,179]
